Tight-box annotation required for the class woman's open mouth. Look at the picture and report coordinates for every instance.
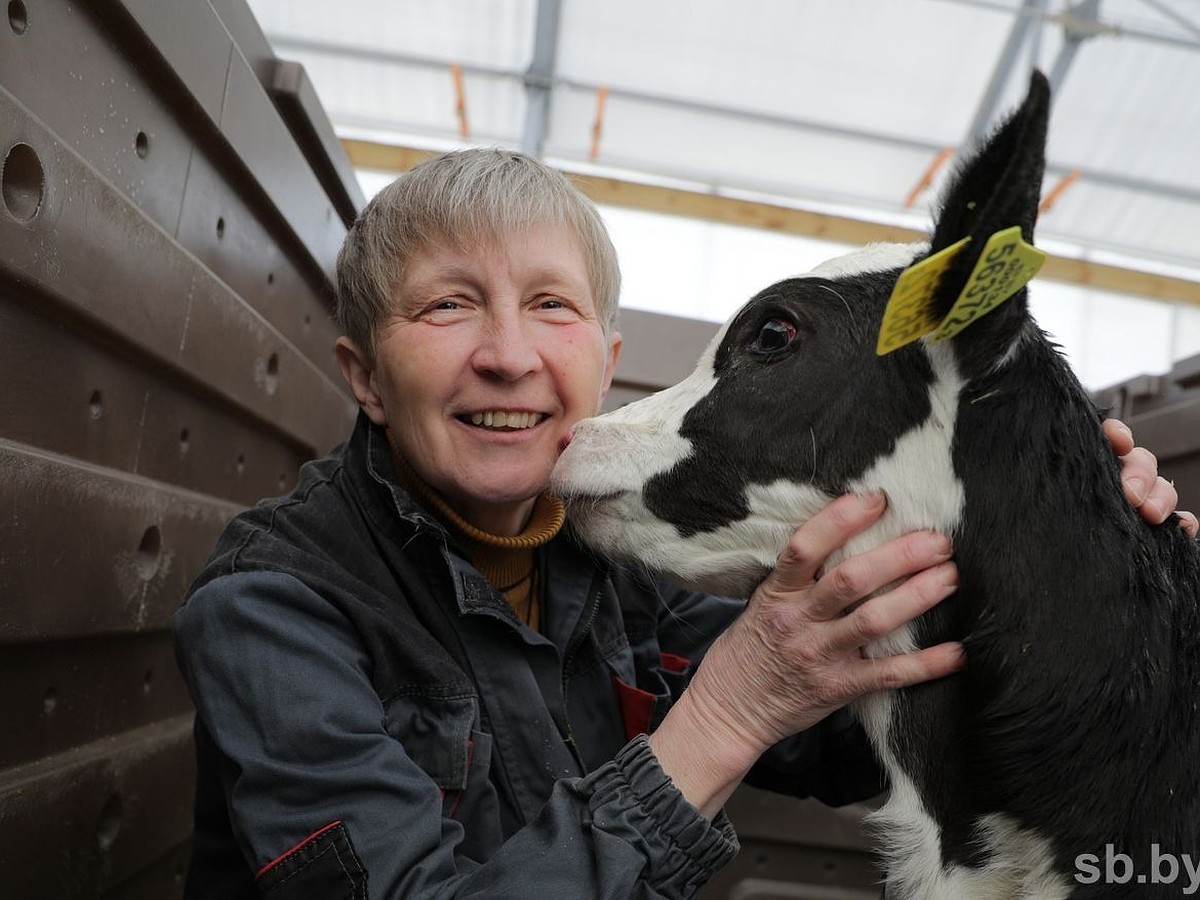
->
[458,410,547,431]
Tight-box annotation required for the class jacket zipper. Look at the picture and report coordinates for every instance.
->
[557,574,604,769]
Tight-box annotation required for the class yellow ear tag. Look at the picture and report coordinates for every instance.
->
[876,237,972,355]
[928,226,1047,343]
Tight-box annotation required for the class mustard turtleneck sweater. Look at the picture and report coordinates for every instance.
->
[391,450,565,631]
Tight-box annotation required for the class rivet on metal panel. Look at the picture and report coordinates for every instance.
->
[237,453,246,476]
[97,794,123,852]
[43,686,57,716]
[89,390,104,419]
[303,314,312,330]
[266,352,280,394]
[179,427,190,452]
[7,0,27,35]
[135,131,150,159]
[136,525,162,581]
[143,669,153,696]
[2,143,44,223]
[267,271,275,286]
[216,216,226,239]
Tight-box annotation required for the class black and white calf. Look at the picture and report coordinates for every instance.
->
[552,72,1200,898]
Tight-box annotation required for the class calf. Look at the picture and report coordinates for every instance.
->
[552,72,1200,898]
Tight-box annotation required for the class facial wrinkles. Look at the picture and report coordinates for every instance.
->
[395,227,603,395]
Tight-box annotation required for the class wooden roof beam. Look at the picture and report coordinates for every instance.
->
[340,138,1200,308]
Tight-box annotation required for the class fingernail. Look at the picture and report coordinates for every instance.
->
[929,532,953,558]
[1125,476,1147,502]
[861,490,887,510]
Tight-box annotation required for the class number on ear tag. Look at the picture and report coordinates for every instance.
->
[876,237,971,356]
[929,226,1046,343]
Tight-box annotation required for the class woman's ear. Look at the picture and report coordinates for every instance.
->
[599,331,623,403]
[334,336,389,426]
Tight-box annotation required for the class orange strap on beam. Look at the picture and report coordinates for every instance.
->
[905,146,955,208]
[1039,168,1081,213]
[450,63,470,139]
[589,86,609,161]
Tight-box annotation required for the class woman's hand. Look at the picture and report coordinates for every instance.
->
[648,492,962,818]
[1105,419,1198,537]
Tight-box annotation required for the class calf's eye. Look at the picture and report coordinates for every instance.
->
[752,318,798,354]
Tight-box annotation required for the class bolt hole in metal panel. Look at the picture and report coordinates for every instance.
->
[8,0,28,35]
[2,141,44,221]
[0,0,360,895]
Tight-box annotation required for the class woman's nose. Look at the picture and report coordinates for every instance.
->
[472,312,543,380]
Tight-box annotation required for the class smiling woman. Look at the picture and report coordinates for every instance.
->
[334,221,621,536]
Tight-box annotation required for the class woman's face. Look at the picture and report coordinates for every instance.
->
[347,223,621,535]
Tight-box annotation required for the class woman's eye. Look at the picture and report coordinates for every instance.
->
[752,318,798,353]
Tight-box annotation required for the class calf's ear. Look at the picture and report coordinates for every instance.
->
[930,70,1049,263]
[900,70,1051,376]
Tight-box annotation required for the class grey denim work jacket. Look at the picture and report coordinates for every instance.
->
[173,412,883,899]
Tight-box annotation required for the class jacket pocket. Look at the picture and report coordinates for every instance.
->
[443,730,495,824]
[611,653,694,740]
[255,820,367,898]
[382,692,478,792]
[382,692,501,827]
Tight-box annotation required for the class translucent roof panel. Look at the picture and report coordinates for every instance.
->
[297,52,526,145]
[248,0,535,70]
[556,0,1014,144]
[546,86,944,212]
[247,0,1200,388]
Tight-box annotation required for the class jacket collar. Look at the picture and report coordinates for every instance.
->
[345,410,448,536]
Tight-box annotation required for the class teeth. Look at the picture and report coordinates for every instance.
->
[467,411,540,430]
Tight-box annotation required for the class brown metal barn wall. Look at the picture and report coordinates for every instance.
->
[0,1,357,896]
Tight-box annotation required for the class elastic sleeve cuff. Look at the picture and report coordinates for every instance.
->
[586,735,739,885]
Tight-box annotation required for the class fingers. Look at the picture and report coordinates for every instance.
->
[1133,473,1177,525]
[803,529,954,622]
[1103,417,1135,457]
[1136,475,1199,537]
[1106,421,1195,533]
[1179,511,1199,539]
[1125,464,1197,534]
[1118,445,1158,508]
[765,492,888,595]
[1151,498,1200,537]
[700,496,964,748]
[828,559,958,650]
[852,641,967,694]
[1106,418,1160,511]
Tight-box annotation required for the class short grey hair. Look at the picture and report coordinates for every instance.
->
[335,148,621,356]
